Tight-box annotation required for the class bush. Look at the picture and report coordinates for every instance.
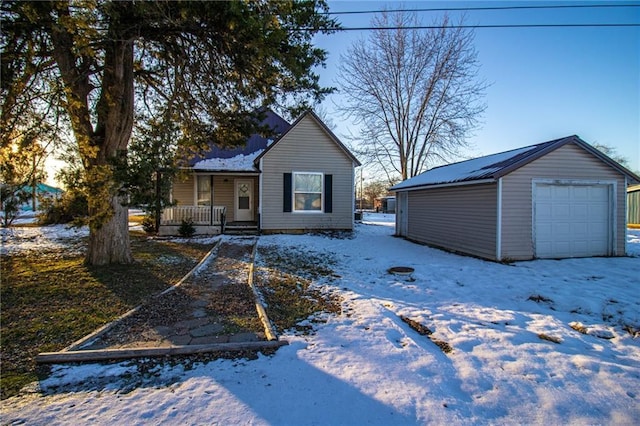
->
[141,214,156,234]
[178,218,195,238]
[37,191,88,225]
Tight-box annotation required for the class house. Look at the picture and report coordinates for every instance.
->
[390,135,640,261]
[628,184,640,226]
[160,110,360,235]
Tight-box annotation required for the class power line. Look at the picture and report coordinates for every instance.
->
[310,23,640,32]
[326,4,640,16]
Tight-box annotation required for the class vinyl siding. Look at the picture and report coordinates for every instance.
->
[406,183,497,259]
[629,187,640,225]
[501,144,627,259]
[260,115,355,231]
[218,176,258,222]
[212,176,234,216]
[171,174,258,223]
[172,175,195,205]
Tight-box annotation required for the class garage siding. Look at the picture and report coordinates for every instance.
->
[407,183,497,259]
[501,144,626,259]
[260,115,355,231]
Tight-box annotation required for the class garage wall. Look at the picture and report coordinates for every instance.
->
[501,144,626,259]
[406,183,497,259]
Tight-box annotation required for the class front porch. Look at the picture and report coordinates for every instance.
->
[159,205,227,236]
[159,206,259,236]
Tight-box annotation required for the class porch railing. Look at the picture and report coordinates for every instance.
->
[161,205,226,226]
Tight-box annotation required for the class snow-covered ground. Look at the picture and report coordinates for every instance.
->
[2,214,639,425]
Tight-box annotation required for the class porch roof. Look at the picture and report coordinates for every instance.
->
[192,150,264,172]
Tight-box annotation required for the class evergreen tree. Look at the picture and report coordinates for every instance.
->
[1,1,338,264]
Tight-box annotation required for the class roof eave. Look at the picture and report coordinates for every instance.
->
[492,135,640,183]
[191,169,260,174]
[391,178,497,192]
[491,135,577,179]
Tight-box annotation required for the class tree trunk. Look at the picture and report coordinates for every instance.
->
[86,195,132,265]
[84,20,135,265]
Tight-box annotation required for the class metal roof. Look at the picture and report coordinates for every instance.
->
[391,135,640,191]
[188,110,290,168]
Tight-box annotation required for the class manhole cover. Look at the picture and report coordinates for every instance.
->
[388,266,414,275]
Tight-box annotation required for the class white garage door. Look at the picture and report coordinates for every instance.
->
[534,183,611,258]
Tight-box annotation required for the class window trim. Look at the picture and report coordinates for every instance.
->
[292,171,324,213]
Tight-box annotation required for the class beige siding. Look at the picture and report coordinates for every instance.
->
[501,144,627,259]
[260,115,355,231]
[212,176,234,214]
[406,183,498,259]
[211,176,258,222]
[171,174,259,222]
[172,175,195,205]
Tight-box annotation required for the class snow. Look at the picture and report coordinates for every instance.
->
[2,215,639,424]
[1,224,89,256]
[192,150,263,171]
[390,144,543,190]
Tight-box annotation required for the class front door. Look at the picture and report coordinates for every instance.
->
[235,179,253,222]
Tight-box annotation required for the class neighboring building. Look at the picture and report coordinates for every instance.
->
[390,135,640,261]
[628,184,640,226]
[161,110,360,235]
[22,183,63,211]
[380,196,396,214]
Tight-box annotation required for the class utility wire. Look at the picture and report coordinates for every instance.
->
[307,23,640,31]
[326,4,640,16]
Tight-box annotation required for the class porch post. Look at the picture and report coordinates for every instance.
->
[155,170,161,232]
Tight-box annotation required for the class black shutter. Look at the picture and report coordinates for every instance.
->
[324,174,333,213]
[283,173,292,212]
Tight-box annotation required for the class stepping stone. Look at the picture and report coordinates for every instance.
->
[175,318,209,329]
[170,334,192,346]
[190,335,230,345]
[190,300,208,308]
[192,308,208,318]
[228,332,261,343]
[190,323,225,338]
[154,326,173,337]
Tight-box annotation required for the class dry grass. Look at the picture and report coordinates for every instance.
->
[255,245,341,334]
[400,315,453,354]
[0,236,213,400]
[538,333,562,344]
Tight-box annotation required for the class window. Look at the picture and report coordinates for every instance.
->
[197,175,211,206]
[293,172,323,212]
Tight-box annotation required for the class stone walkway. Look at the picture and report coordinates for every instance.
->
[74,237,267,351]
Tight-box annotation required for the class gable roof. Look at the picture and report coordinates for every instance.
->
[189,110,290,172]
[391,135,640,192]
[254,110,361,167]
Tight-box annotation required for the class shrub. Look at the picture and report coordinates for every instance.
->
[141,214,156,234]
[37,191,88,225]
[178,218,195,238]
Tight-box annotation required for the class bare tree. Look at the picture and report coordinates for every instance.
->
[362,180,388,209]
[338,11,487,181]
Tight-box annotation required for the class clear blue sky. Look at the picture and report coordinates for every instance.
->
[313,1,640,176]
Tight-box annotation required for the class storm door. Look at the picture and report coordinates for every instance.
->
[234,179,253,221]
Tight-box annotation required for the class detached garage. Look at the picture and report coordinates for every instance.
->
[391,135,640,261]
